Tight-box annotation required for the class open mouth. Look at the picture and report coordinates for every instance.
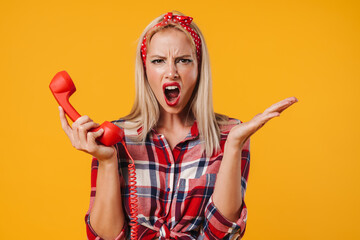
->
[163,83,181,106]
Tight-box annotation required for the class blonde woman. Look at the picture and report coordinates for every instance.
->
[59,11,298,240]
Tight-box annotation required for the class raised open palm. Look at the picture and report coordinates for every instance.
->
[228,96,298,147]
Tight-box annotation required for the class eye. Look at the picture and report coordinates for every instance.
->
[178,59,192,64]
[151,59,164,64]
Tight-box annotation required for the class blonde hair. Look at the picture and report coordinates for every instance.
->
[120,11,230,157]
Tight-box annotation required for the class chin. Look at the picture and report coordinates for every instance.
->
[162,107,183,115]
[160,103,184,115]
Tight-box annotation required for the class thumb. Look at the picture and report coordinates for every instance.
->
[89,128,104,140]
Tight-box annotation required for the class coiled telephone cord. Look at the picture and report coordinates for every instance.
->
[121,140,139,240]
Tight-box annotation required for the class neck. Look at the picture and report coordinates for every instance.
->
[156,107,194,132]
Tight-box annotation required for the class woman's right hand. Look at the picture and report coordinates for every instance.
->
[59,106,117,161]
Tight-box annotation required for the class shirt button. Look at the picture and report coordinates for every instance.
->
[167,163,171,167]
[166,187,170,192]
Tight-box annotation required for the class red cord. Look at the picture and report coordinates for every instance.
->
[122,140,139,240]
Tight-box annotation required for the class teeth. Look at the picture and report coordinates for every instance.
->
[165,86,178,90]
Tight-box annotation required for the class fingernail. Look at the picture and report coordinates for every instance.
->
[58,106,61,111]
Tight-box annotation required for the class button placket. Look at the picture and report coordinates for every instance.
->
[158,134,175,218]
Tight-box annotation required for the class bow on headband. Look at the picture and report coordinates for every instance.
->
[141,12,202,68]
[161,12,193,26]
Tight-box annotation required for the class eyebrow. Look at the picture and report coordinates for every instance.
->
[148,54,193,58]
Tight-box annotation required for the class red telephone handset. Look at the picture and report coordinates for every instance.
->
[50,71,139,240]
[49,71,124,146]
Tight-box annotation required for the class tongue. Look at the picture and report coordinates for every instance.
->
[168,90,178,98]
[165,89,179,101]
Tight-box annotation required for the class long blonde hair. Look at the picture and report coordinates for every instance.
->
[119,11,230,157]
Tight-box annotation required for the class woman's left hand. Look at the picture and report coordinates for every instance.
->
[227,96,299,148]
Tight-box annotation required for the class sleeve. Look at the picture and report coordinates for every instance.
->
[84,156,128,240]
[202,137,251,240]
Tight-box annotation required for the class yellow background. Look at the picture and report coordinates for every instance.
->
[1,0,359,239]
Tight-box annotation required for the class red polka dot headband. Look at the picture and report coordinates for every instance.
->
[141,12,202,68]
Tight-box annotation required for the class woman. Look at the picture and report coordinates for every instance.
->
[59,11,298,240]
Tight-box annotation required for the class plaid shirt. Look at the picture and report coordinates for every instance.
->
[85,118,250,240]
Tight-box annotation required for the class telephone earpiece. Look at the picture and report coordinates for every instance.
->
[49,71,124,146]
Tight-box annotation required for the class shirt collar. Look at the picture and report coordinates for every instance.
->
[185,119,199,141]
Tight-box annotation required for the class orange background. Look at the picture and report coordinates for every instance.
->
[1,0,359,239]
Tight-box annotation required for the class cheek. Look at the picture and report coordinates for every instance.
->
[183,67,198,86]
[147,80,161,96]
[147,65,166,79]
[146,67,156,81]
[146,68,162,92]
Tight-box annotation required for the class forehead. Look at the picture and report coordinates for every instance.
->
[147,28,195,54]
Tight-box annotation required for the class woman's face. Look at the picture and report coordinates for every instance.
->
[145,28,198,117]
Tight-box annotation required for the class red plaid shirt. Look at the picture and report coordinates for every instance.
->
[85,118,250,240]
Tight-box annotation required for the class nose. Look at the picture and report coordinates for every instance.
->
[165,61,179,79]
